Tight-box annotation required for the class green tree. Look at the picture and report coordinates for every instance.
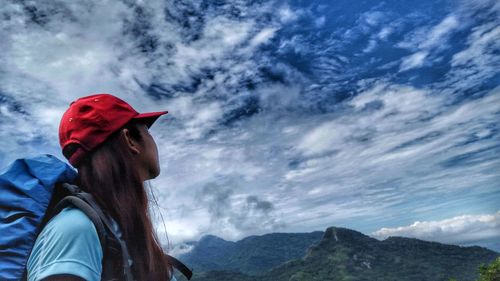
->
[477,257,500,281]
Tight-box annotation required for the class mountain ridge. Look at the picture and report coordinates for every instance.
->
[176,226,498,281]
[179,230,325,274]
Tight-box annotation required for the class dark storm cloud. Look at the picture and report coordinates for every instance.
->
[246,195,274,213]
[197,182,234,221]
[229,194,286,232]
[195,182,284,232]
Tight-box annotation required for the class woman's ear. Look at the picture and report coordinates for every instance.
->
[121,128,141,155]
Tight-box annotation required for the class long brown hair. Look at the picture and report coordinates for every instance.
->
[64,120,172,280]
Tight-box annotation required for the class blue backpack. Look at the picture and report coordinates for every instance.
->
[0,154,192,281]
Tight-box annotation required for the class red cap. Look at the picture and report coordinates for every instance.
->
[59,93,168,166]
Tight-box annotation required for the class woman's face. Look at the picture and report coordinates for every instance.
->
[136,123,161,181]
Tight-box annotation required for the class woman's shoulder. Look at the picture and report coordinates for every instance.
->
[27,207,103,281]
[50,207,96,230]
[39,207,100,242]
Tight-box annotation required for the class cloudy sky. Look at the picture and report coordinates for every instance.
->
[1,0,499,253]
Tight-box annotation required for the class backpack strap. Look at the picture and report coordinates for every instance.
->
[50,184,134,281]
[165,254,193,280]
[21,191,109,281]
[73,191,135,281]
[50,195,108,248]
[76,192,194,280]
[53,183,193,281]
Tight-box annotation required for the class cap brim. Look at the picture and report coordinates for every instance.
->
[133,111,168,128]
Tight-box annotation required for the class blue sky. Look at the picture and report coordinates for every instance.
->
[0,0,499,253]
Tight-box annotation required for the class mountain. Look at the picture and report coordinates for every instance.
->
[176,227,499,281]
[179,231,325,274]
[260,227,498,281]
[179,234,237,272]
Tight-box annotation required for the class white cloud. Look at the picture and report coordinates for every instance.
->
[1,1,132,99]
[377,27,392,40]
[452,24,500,66]
[250,27,278,47]
[400,51,428,71]
[296,121,343,156]
[314,16,326,28]
[206,17,253,47]
[278,5,299,23]
[362,11,385,27]
[1,0,499,252]
[372,211,500,246]
[283,83,499,235]
[419,15,459,49]
[397,15,460,72]
[363,39,377,53]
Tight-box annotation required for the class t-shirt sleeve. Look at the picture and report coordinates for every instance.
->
[27,207,103,281]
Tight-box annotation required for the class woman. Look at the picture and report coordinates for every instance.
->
[27,94,176,281]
